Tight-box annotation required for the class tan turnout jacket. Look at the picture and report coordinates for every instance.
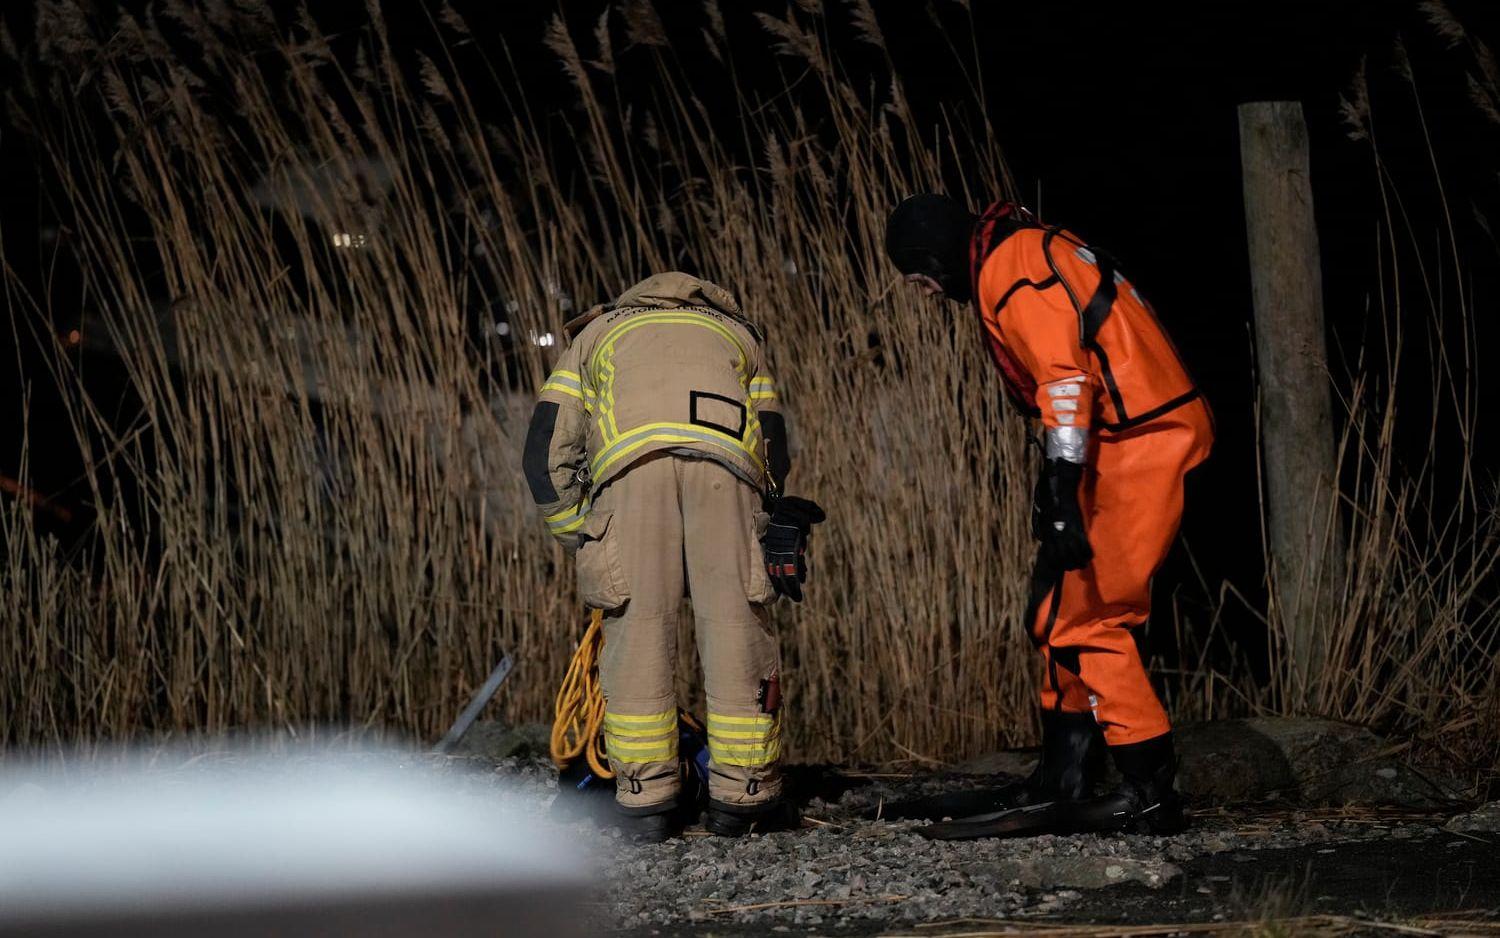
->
[527,273,781,547]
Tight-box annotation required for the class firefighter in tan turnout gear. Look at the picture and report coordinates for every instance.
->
[524,272,824,843]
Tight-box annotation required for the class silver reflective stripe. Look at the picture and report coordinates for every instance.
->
[1045,376,1085,398]
[1046,426,1089,464]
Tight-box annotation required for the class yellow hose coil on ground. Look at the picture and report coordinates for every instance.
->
[550,609,612,779]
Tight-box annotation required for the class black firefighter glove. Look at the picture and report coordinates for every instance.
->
[760,495,826,603]
[1036,459,1093,572]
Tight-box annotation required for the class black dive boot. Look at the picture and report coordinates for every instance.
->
[914,711,1104,839]
[705,799,801,837]
[615,804,675,845]
[1064,732,1188,836]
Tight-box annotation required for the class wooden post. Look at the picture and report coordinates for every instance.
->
[1238,101,1343,700]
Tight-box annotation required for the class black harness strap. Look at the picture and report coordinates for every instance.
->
[1041,229,1130,422]
[1087,339,1129,422]
[1041,228,1118,349]
[1098,388,1203,433]
[995,274,1060,311]
[1079,253,1117,347]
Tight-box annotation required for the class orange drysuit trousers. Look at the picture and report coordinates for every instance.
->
[1031,399,1213,747]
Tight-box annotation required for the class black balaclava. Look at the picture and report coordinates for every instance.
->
[885,193,977,303]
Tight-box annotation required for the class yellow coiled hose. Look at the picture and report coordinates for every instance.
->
[549,609,612,779]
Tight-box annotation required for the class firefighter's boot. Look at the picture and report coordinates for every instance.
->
[616,804,675,845]
[910,711,1103,837]
[1064,732,1187,835]
[705,799,801,838]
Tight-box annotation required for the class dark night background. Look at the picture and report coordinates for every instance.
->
[2,0,1497,683]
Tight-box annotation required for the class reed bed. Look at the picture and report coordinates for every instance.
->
[1,1,1495,771]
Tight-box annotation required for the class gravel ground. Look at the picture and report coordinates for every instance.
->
[439,745,1481,935]
[14,727,1487,935]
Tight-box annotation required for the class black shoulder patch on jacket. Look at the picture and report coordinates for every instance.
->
[523,401,561,504]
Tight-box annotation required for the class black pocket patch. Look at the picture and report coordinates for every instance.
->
[690,390,747,439]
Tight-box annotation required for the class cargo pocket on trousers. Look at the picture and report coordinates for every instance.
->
[576,509,630,611]
[746,508,777,606]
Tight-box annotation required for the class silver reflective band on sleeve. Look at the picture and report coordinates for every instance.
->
[1045,426,1089,464]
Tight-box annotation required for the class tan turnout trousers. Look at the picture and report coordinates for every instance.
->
[575,453,782,813]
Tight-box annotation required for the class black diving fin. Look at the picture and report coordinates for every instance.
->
[915,800,1067,840]
[869,784,1027,822]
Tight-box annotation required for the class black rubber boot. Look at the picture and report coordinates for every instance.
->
[705,799,801,837]
[1064,732,1188,836]
[615,803,676,845]
[893,710,1103,828]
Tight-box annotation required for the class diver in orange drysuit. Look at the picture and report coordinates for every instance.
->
[882,195,1213,838]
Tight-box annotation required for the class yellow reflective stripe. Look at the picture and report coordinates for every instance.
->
[606,732,675,749]
[709,739,781,767]
[592,314,743,369]
[749,392,776,402]
[595,354,620,440]
[708,727,773,740]
[545,501,589,533]
[540,369,585,400]
[608,737,676,752]
[545,502,586,523]
[606,729,675,743]
[709,712,777,738]
[707,711,780,765]
[591,423,763,482]
[606,737,677,761]
[708,713,776,726]
[589,310,748,376]
[709,739,780,754]
[607,746,676,762]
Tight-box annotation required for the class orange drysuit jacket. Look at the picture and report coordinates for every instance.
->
[967,202,1203,438]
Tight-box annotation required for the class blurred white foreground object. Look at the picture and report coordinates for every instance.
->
[0,747,591,937]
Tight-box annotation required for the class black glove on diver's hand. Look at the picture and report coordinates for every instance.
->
[760,495,826,603]
[1031,458,1053,541]
[1037,459,1092,572]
